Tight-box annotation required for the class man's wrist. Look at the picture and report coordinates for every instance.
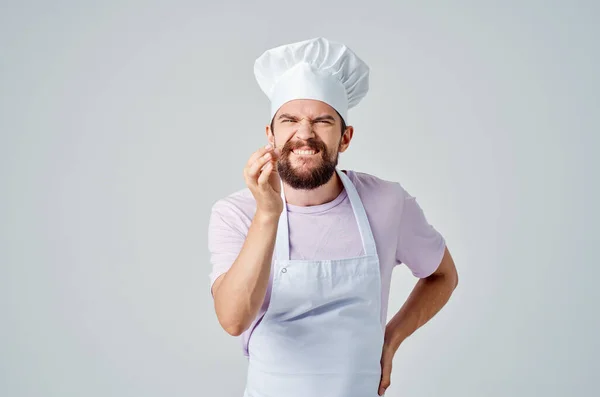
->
[254,210,281,225]
[384,324,408,353]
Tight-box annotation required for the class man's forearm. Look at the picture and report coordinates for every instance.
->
[384,273,458,351]
[213,211,279,336]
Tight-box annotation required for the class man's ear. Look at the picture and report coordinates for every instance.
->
[338,126,354,153]
[265,125,275,146]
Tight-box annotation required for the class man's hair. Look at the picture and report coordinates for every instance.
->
[270,110,347,135]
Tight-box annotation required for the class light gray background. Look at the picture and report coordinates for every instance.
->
[1,1,598,396]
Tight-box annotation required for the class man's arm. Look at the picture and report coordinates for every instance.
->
[384,246,458,351]
[378,246,457,395]
[210,144,282,337]
[212,212,279,337]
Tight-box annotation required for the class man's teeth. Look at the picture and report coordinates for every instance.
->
[294,150,316,155]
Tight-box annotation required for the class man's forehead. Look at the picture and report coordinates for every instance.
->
[275,99,338,118]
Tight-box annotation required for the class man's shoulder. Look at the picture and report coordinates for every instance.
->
[345,169,406,198]
[210,187,257,219]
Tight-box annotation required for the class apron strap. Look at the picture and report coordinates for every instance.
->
[275,178,290,260]
[337,169,377,257]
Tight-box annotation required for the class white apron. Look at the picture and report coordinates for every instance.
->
[243,168,384,397]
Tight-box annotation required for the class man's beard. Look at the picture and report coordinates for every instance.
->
[276,137,339,190]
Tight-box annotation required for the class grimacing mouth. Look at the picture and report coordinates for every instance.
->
[291,148,320,155]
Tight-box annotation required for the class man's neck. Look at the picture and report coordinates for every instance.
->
[282,171,344,207]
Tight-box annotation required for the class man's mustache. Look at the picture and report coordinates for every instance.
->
[282,139,326,152]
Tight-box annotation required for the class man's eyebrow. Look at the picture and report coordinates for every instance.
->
[277,114,336,121]
[313,115,336,121]
[277,113,298,120]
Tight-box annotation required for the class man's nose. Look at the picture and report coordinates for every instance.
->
[294,120,314,140]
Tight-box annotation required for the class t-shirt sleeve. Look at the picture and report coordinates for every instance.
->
[207,200,248,296]
[395,186,446,278]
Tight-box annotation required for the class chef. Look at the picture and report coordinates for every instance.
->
[208,37,459,397]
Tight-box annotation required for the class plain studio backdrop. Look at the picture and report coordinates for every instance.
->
[1,1,598,396]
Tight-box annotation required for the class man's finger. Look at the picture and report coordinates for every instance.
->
[257,162,273,186]
[378,360,392,396]
[246,152,273,179]
[247,145,273,167]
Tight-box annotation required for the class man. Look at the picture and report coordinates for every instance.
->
[208,37,458,397]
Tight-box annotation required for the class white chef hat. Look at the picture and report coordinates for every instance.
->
[253,37,369,124]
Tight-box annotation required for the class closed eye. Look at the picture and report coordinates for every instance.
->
[277,113,298,123]
[313,115,336,124]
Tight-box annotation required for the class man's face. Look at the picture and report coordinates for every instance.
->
[267,99,352,190]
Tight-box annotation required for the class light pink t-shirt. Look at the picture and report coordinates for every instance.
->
[208,170,446,357]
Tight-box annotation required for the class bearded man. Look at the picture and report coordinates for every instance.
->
[208,37,459,397]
